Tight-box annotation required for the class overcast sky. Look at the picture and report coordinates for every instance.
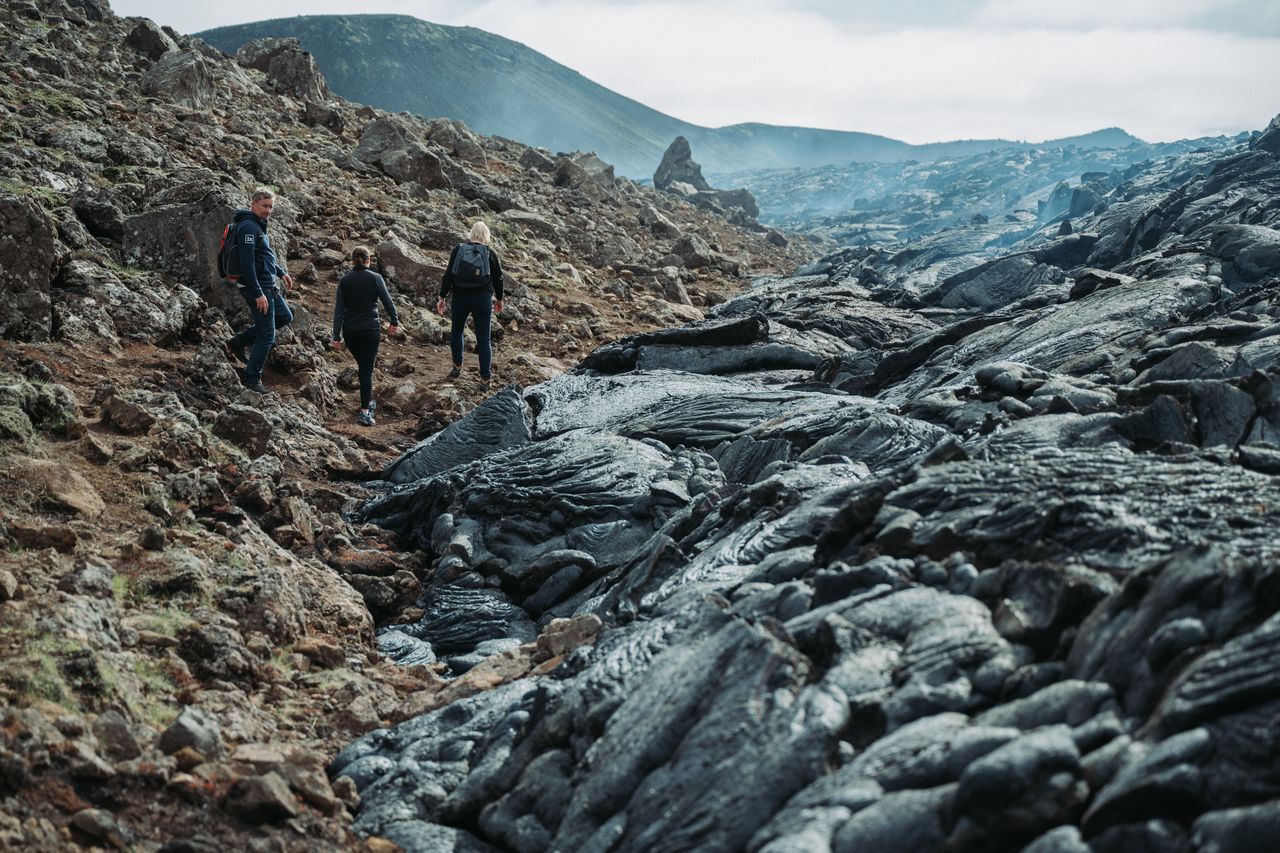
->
[111,0,1280,144]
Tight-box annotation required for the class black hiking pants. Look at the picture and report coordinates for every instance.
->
[449,289,493,378]
[344,328,380,409]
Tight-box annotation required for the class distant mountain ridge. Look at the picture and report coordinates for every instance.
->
[198,15,1145,178]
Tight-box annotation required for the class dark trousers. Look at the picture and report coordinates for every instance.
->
[344,328,380,409]
[450,289,493,378]
[230,287,293,384]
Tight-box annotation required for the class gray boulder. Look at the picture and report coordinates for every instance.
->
[140,50,215,108]
[671,233,715,269]
[54,259,200,347]
[500,210,560,241]
[570,152,615,186]
[235,36,330,103]
[518,147,556,173]
[224,772,299,824]
[158,706,224,759]
[952,726,1086,844]
[375,233,444,292]
[353,117,450,189]
[214,404,273,458]
[120,183,274,311]
[92,709,142,761]
[124,18,176,60]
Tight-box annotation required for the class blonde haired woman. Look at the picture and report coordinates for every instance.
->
[437,221,504,387]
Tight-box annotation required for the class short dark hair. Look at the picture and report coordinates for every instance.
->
[352,246,371,264]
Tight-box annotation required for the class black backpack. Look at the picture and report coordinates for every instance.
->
[217,219,244,282]
[450,242,491,288]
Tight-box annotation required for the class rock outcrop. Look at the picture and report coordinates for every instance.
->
[655,135,761,226]
[0,194,61,341]
[234,36,331,103]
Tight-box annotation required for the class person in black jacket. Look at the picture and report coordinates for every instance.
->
[225,188,294,394]
[331,246,400,426]
[437,221,504,388]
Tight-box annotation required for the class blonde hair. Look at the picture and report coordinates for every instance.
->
[251,188,275,203]
[468,221,491,244]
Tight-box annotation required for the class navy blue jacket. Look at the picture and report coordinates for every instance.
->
[231,208,286,299]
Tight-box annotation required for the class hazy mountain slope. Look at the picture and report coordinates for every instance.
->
[199,14,695,178]
[198,15,1143,178]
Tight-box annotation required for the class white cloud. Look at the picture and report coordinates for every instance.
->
[113,0,1280,143]
[973,0,1229,29]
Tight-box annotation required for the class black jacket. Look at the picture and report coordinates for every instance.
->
[230,208,286,299]
[333,266,400,340]
[440,242,503,300]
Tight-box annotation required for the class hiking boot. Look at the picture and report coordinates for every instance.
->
[480,375,492,389]
[243,381,269,394]
[446,365,461,379]
[357,409,375,426]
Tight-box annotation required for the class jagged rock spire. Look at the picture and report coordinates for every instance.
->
[654,136,712,192]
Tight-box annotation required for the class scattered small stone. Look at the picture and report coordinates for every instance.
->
[9,521,77,553]
[140,523,167,551]
[63,739,116,781]
[230,743,285,775]
[158,707,224,760]
[281,750,338,814]
[331,775,360,809]
[70,807,117,841]
[56,555,115,598]
[534,614,602,661]
[77,431,113,463]
[92,710,142,761]
[20,460,105,517]
[293,637,345,669]
[172,746,206,772]
[137,630,180,648]
[0,570,17,602]
[223,771,300,824]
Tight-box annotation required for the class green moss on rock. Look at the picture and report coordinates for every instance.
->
[0,405,33,441]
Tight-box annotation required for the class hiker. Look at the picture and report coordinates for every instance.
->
[225,188,294,394]
[331,246,401,426]
[437,221,504,387]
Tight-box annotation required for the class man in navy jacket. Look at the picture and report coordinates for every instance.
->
[226,188,294,393]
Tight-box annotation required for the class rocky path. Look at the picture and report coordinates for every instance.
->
[0,1,798,849]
